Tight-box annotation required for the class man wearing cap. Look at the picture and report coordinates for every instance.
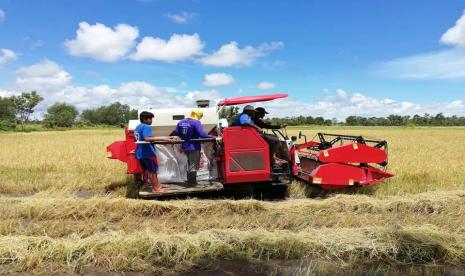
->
[231,105,262,131]
[252,107,288,162]
[172,109,214,186]
[232,105,287,164]
[253,107,287,130]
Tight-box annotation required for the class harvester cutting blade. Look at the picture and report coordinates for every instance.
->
[294,133,394,190]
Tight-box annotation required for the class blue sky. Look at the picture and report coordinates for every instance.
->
[0,0,464,119]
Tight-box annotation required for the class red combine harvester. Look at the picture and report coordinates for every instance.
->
[107,94,393,198]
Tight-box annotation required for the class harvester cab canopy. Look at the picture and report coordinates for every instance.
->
[216,93,288,130]
[217,93,288,107]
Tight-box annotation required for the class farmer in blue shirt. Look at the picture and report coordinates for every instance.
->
[233,105,283,164]
[232,105,262,131]
[172,109,213,185]
[134,111,176,193]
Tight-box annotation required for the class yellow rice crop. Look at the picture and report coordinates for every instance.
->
[0,127,464,274]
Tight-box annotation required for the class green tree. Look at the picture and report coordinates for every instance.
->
[80,102,132,126]
[345,116,359,126]
[43,103,79,128]
[0,97,16,120]
[11,91,43,131]
[129,108,138,120]
[0,96,17,131]
[80,109,97,124]
[219,106,239,125]
[433,113,446,126]
[95,102,130,125]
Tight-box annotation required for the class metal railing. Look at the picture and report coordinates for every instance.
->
[136,138,219,145]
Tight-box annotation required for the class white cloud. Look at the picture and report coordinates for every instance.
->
[258,89,465,120]
[6,60,465,120]
[165,12,195,24]
[0,49,17,65]
[63,22,281,66]
[48,83,222,112]
[64,22,139,62]
[16,59,72,91]
[199,41,283,67]
[376,11,465,79]
[31,40,45,50]
[130,33,203,62]
[0,9,5,25]
[440,11,465,47]
[7,60,223,116]
[186,90,222,103]
[257,81,276,90]
[203,73,234,87]
[374,48,465,79]
[57,81,188,110]
[0,89,16,97]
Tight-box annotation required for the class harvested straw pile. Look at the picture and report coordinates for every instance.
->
[1,191,464,273]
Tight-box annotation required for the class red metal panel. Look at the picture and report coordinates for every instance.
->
[295,141,320,151]
[318,143,387,164]
[106,129,143,174]
[312,163,366,187]
[296,162,394,190]
[223,127,270,183]
[124,130,143,174]
[106,141,127,162]
[363,165,394,186]
[218,94,288,106]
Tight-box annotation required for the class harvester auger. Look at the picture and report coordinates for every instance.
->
[106,93,394,198]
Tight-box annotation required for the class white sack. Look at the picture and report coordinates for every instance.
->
[155,143,218,183]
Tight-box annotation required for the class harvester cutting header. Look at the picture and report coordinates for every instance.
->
[107,93,393,198]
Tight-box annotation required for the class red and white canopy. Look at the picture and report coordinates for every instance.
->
[217,93,288,106]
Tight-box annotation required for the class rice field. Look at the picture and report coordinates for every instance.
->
[0,127,465,274]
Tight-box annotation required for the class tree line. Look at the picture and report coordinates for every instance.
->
[268,114,465,126]
[216,106,465,126]
[344,114,465,126]
[1,91,464,131]
[0,91,138,131]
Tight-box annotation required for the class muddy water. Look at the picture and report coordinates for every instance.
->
[184,259,465,276]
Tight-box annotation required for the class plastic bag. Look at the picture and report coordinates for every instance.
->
[155,144,218,183]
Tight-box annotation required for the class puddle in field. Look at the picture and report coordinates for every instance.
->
[73,191,95,199]
[3,262,464,276]
[183,259,465,276]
